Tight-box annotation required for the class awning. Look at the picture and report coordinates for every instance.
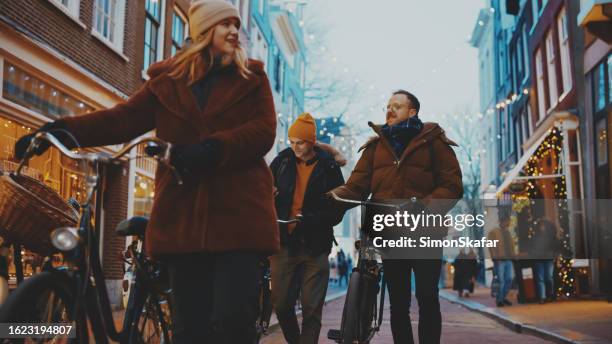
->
[496,111,579,197]
[496,132,548,197]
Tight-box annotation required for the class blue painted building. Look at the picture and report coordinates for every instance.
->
[248,0,307,158]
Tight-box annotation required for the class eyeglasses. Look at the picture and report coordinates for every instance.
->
[384,103,408,113]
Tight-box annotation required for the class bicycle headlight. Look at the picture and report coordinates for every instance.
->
[51,227,79,251]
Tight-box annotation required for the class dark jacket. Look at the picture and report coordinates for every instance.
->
[270,146,345,255]
[61,58,279,256]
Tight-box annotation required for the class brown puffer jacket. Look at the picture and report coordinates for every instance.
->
[331,121,463,214]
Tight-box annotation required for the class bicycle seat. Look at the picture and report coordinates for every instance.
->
[115,216,149,237]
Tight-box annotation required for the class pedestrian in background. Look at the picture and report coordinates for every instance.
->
[337,249,349,287]
[532,219,560,304]
[487,213,516,307]
[453,248,478,297]
[15,1,279,342]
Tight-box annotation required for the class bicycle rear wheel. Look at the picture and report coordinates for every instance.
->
[340,271,361,344]
[130,292,172,344]
[0,271,76,344]
[254,279,272,343]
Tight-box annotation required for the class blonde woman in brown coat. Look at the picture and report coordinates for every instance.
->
[15,1,278,342]
[331,90,463,344]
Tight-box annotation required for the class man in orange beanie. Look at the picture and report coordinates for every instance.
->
[269,113,346,343]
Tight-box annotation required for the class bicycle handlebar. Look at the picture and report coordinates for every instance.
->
[329,191,415,210]
[19,132,183,185]
[277,214,302,224]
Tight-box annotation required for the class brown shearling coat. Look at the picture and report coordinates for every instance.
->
[60,58,280,256]
[331,122,463,214]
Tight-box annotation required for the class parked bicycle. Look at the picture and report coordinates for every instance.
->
[0,132,181,343]
[327,192,411,344]
[253,215,301,344]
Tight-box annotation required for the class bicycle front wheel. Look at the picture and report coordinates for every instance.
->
[0,270,76,344]
[340,271,361,344]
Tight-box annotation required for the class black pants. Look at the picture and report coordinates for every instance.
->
[163,251,261,344]
[383,259,442,344]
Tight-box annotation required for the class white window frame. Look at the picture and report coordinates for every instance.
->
[249,23,268,66]
[171,7,188,56]
[142,0,166,77]
[532,0,539,28]
[92,0,126,53]
[48,0,83,26]
[240,0,250,30]
[522,26,530,83]
[521,108,529,149]
[300,59,305,89]
[545,29,559,110]
[557,7,572,97]
[535,48,546,122]
[526,103,534,138]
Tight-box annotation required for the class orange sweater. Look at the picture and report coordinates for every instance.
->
[288,159,318,233]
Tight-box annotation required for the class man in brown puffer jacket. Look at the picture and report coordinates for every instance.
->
[330,90,463,344]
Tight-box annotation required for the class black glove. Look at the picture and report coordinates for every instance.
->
[14,121,70,161]
[170,139,222,175]
[298,212,317,227]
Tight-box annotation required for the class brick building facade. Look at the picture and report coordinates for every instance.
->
[0,0,191,308]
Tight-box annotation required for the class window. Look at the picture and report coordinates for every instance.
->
[557,7,572,95]
[258,0,264,14]
[517,34,524,81]
[532,0,539,26]
[274,54,283,94]
[592,57,610,113]
[143,0,165,71]
[93,0,126,50]
[249,24,268,65]
[497,37,506,88]
[596,118,608,167]
[279,62,285,97]
[171,9,187,56]
[239,0,250,30]
[523,105,532,141]
[2,63,95,118]
[515,116,522,156]
[500,108,507,159]
[134,174,155,217]
[49,0,80,18]
[545,30,558,109]
[608,54,612,104]
[535,48,546,120]
[522,27,530,80]
[300,60,305,88]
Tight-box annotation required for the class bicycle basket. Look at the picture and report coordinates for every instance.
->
[0,172,79,256]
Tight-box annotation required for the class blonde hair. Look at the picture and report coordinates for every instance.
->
[168,25,251,85]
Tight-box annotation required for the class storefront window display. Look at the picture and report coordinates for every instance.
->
[134,173,155,217]
[3,63,95,118]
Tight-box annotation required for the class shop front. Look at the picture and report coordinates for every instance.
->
[494,111,589,302]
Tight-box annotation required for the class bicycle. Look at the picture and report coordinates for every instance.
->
[253,215,301,344]
[327,192,411,344]
[0,132,182,343]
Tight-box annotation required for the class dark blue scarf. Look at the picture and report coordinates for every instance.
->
[381,116,424,157]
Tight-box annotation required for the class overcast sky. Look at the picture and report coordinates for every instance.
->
[304,0,486,123]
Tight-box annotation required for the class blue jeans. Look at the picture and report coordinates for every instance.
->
[494,260,513,303]
[534,260,554,300]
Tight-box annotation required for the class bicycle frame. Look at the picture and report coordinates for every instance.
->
[328,192,407,343]
[17,133,177,343]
